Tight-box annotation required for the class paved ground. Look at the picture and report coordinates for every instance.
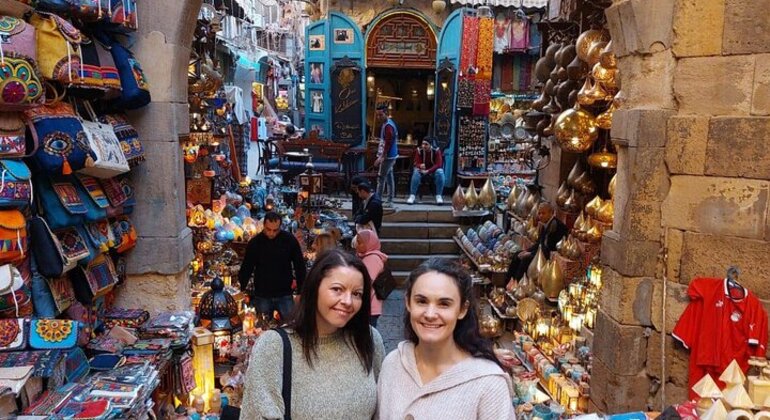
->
[377,289,407,355]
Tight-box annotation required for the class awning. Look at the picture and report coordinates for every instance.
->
[449,0,548,8]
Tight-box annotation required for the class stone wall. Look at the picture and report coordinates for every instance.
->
[328,0,452,30]
[593,0,770,411]
[112,0,201,314]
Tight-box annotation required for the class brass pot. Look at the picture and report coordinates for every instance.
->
[567,161,582,187]
[464,181,479,209]
[608,174,617,199]
[542,259,565,300]
[585,195,603,218]
[596,101,616,130]
[555,182,569,207]
[574,171,596,196]
[479,177,496,208]
[586,41,608,66]
[542,95,561,115]
[479,314,502,338]
[592,62,616,85]
[597,199,614,224]
[576,29,610,62]
[587,77,612,103]
[577,77,596,106]
[527,246,547,286]
[452,185,466,211]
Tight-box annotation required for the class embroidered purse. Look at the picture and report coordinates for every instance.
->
[83,219,114,254]
[77,102,130,178]
[28,216,85,278]
[0,209,27,264]
[0,318,25,351]
[68,38,105,99]
[24,102,94,176]
[110,216,135,253]
[0,112,28,158]
[103,307,148,329]
[70,253,116,304]
[29,12,83,83]
[109,0,137,31]
[94,31,150,110]
[0,16,44,110]
[46,275,76,314]
[36,175,107,230]
[0,159,32,207]
[64,346,88,382]
[98,113,143,166]
[29,319,78,349]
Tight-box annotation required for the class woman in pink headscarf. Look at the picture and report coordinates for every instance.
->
[354,229,388,327]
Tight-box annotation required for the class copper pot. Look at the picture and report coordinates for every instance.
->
[567,54,589,81]
[535,57,552,83]
[559,44,577,68]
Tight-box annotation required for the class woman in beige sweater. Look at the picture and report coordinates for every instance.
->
[242,249,385,419]
[377,259,515,420]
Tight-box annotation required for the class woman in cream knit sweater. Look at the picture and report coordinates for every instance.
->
[241,249,385,420]
[377,259,515,420]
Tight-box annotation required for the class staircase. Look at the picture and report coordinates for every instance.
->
[343,200,461,285]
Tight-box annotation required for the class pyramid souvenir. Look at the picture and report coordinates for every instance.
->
[721,360,748,386]
[749,377,770,409]
[723,384,754,410]
[694,374,724,399]
[701,399,728,420]
[764,394,770,409]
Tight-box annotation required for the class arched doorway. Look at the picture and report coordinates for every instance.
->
[364,10,438,144]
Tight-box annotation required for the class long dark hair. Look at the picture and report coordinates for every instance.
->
[289,249,375,372]
[404,258,501,367]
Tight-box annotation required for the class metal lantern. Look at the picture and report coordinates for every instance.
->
[198,276,242,362]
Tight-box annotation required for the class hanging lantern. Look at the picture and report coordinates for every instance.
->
[587,149,618,169]
[554,106,599,153]
[432,0,446,13]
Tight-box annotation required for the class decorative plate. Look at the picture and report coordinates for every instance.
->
[513,126,528,141]
[489,123,502,139]
[516,298,541,323]
[501,123,515,139]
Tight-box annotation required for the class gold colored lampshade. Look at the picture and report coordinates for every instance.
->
[586,223,603,243]
[542,258,565,300]
[464,181,478,209]
[574,211,586,232]
[574,171,596,196]
[554,106,599,153]
[452,185,466,211]
[608,174,617,199]
[588,149,618,169]
[479,178,496,208]
[596,101,617,130]
[600,40,617,69]
[592,62,616,85]
[586,41,608,66]
[576,29,610,62]
[556,182,570,207]
[563,189,579,213]
[527,246,547,286]
[585,195,603,217]
[597,199,614,224]
[587,77,612,103]
[577,78,596,106]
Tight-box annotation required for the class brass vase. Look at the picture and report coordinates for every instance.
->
[576,29,609,62]
[542,258,565,300]
[464,181,478,210]
[585,195,604,217]
[575,171,596,196]
[452,185,466,212]
[479,178,496,208]
[507,185,522,210]
[596,101,617,130]
[527,246,547,286]
[598,199,615,224]
[586,41,608,66]
[600,40,617,69]
[567,161,582,187]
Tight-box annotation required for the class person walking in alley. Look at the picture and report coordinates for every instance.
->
[238,211,307,321]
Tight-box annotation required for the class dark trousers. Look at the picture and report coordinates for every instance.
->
[507,253,535,281]
[253,295,295,322]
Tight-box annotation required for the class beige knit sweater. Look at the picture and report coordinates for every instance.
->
[241,327,385,420]
[376,341,515,420]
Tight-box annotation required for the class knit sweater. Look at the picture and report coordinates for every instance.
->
[377,341,515,420]
[241,327,385,420]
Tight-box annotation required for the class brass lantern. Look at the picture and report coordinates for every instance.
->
[554,106,599,153]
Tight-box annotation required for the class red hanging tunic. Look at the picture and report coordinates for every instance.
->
[673,277,768,400]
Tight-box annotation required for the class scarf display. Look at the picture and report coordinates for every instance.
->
[457,76,475,109]
[476,17,494,80]
[509,19,530,52]
[473,79,492,116]
[460,15,479,74]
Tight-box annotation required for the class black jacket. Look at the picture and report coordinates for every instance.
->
[354,194,383,233]
[528,217,569,259]
[238,230,307,298]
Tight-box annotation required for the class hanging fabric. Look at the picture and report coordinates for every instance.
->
[476,17,494,80]
[460,16,479,74]
[509,18,530,52]
[493,13,510,54]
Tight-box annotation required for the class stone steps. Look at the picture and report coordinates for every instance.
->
[380,238,459,255]
[379,222,460,239]
[387,254,460,272]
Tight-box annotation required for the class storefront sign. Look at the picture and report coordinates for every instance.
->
[434,59,456,149]
[331,57,363,144]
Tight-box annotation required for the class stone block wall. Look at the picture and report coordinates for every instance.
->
[594,0,770,412]
[112,0,201,314]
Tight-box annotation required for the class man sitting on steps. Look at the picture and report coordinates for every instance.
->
[407,138,445,205]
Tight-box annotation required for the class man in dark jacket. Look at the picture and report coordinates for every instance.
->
[506,202,568,281]
[238,211,306,321]
[354,181,383,234]
[350,175,368,217]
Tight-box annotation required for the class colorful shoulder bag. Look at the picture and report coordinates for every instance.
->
[29,12,83,83]
[28,216,87,278]
[70,253,116,304]
[0,209,27,263]
[36,175,86,229]
[109,0,137,31]
[0,112,29,158]
[0,318,26,351]
[94,31,149,110]
[98,113,143,166]
[0,159,31,207]
[110,215,135,253]
[0,16,45,110]
[24,102,94,175]
[29,319,78,349]
[76,102,130,178]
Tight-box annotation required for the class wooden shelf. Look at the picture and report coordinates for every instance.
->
[453,236,506,274]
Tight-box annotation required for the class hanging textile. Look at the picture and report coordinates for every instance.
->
[457,76,475,109]
[460,16,480,74]
[528,17,542,54]
[473,79,491,116]
[476,17,494,80]
[512,55,535,91]
[493,14,510,54]
[493,57,504,91]
[509,18,530,52]
[500,55,514,92]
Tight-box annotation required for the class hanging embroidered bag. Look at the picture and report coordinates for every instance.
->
[24,102,94,176]
[0,319,25,352]
[29,12,83,84]
[70,0,112,21]
[29,319,78,349]
[109,0,137,31]
[0,159,31,207]
[46,275,76,314]
[0,16,45,110]
[70,253,117,304]
[110,215,135,253]
[98,113,143,166]
[28,216,85,278]
[67,38,105,99]
[77,102,129,178]
[0,112,28,158]
[0,209,26,264]
[94,31,149,110]
[94,38,121,97]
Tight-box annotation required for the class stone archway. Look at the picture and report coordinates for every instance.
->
[113,0,203,313]
[590,0,770,413]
